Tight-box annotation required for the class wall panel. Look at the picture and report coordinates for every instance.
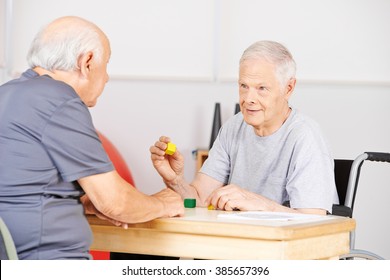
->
[11,0,214,80]
[217,0,390,84]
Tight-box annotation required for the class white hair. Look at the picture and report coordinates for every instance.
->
[239,40,296,87]
[27,18,103,71]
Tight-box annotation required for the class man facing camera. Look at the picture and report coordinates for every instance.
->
[150,40,338,216]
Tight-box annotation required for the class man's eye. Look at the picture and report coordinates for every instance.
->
[258,87,269,94]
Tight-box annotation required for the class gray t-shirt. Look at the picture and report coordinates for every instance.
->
[200,108,338,212]
[0,69,114,259]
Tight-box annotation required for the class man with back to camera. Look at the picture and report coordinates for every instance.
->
[150,40,339,215]
[0,16,184,260]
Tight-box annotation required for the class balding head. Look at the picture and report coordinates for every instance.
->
[27,16,110,72]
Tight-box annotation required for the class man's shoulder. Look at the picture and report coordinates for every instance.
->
[219,112,250,140]
[20,72,79,107]
[286,109,328,150]
[288,109,321,134]
[223,112,246,129]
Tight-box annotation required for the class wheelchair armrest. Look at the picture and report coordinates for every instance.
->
[331,204,352,218]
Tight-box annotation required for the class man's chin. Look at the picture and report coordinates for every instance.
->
[243,116,263,127]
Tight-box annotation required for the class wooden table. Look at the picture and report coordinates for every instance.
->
[87,208,355,260]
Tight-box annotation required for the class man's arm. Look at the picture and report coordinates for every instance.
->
[207,184,327,215]
[165,172,224,207]
[78,170,184,224]
[80,194,129,228]
[150,136,224,205]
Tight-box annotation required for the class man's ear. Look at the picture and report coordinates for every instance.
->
[284,78,296,100]
[78,51,93,78]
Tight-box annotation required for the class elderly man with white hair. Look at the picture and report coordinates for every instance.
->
[151,40,339,216]
[0,16,184,260]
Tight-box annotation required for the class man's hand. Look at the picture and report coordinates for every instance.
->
[206,184,273,211]
[150,136,185,184]
[152,188,185,217]
[206,184,327,215]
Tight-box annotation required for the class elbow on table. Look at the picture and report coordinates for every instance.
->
[96,191,160,224]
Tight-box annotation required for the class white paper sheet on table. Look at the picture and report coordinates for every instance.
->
[217,211,323,221]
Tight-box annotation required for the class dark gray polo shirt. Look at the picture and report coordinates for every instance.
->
[0,69,114,259]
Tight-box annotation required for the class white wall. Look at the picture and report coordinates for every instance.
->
[1,0,390,259]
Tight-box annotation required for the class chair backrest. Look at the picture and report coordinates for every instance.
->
[333,156,366,218]
[333,159,355,217]
[0,217,18,260]
[334,159,353,206]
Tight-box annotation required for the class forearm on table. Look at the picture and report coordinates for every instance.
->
[257,194,327,215]
[79,171,167,223]
[99,185,169,223]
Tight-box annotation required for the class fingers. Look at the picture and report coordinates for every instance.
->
[214,196,240,211]
[95,212,129,228]
[150,136,183,166]
[216,194,232,210]
[121,223,129,229]
[159,136,171,143]
[206,185,241,211]
[110,220,128,229]
[109,219,129,229]
[207,187,227,210]
[149,136,171,159]
[224,201,240,211]
[149,145,165,160]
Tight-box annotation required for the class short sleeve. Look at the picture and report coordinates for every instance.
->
[200,127,231,184]
[286,128,337,212]
[42,99,114,182]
